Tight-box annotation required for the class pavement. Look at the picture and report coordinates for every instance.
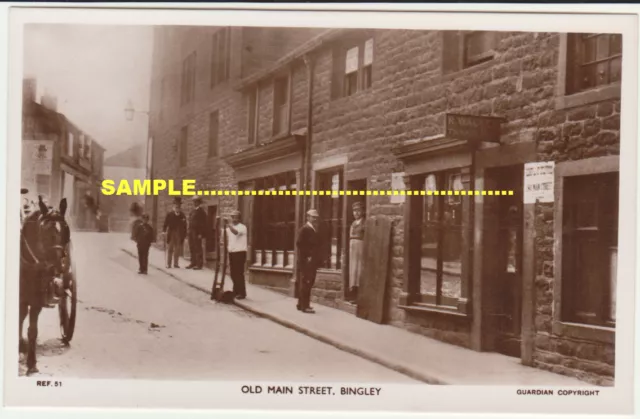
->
[121,237,591,386]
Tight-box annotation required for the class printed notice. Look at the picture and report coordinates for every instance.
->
[523,162,554,204]
[391,172,406,204]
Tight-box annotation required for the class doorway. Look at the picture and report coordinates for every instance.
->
[206,205,218,261]
[483,165,524,358]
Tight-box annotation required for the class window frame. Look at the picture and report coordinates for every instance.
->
[272,75,291,137]
[332,35,375,100]
[556,33,622,110]
[247,86,259,144]
[210,28,231,88]
[180,51,197,106]
[462,31,496,69]
[552,155,618,344]
[314,166,346,272]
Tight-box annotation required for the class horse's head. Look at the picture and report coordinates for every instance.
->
[26,196,71,275]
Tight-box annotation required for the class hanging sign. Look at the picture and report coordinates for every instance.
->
[345,47,359,74]
[523,162,555,204]
[445,113,505,144]
[390,172,406,204]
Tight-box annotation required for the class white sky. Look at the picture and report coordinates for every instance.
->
[23,24,153,157]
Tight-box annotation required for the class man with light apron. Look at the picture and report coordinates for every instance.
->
[349,201,365,303]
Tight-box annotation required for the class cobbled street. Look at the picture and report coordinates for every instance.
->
[17,232,417,383]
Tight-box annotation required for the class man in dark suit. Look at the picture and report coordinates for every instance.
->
[296,209,321,313]
[163,197,187,268]
[187,195,207,270]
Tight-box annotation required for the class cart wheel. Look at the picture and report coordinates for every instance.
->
[59,243,77,343]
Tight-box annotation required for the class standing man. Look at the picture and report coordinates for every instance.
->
[133,214,155,274]
[186,195,207,270]
[225,210,248,300]
[296,209,321,313]
[348,201,365,303]
[163,197,187,269]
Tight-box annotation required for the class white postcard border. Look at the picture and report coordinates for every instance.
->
[1,3,638,417]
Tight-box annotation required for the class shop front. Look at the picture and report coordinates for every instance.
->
[225,134,306,295]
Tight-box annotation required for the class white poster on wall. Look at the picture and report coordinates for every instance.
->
[391,172,406,204]
[523,161,555,204]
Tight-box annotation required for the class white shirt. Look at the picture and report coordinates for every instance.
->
[227,223,248,253]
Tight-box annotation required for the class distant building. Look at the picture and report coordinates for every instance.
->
[22,78,106,229]
[102,143,146,232]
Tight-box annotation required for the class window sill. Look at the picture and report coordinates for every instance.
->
[316,268,342,276]
[556,83,621,110]
[399,303,469,318]
[399,293,470,318]
[552,321,615,345]
[249,266,293,274]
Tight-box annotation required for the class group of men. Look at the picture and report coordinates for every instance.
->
[162,196,248,299]
[141,195,366,313]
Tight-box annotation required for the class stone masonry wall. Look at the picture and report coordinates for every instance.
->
[148,27,620,384]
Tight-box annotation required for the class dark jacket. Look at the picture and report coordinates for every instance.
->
[296,223,322,268]
[188,206,207,238]
[133,222,155,246]
[163,211,187,241]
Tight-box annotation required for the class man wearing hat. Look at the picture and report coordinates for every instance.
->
[187,195,207,270]
[295,209,322,313]
[225,209,248,299]
[163,197,188,268]
[348,201,366,303]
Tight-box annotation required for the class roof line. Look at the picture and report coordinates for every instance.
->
[232,28,347,91]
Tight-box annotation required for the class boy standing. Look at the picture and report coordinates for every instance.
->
[133,214,155,274]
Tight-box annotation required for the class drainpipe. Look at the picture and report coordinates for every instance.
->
[302,53,315,212]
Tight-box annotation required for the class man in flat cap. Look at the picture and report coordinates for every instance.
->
[225,210,248,299]
[296,209,322,313]
[348,201,365,303]
[187,195,207,270]
[163,197,187,269]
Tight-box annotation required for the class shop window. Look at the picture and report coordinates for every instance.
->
[211,28,230,88]
[209,110,219,157]
[252,172,297,269]
[419,170,465,307]
[561,172,618,328]
[566,33,622,95]
[181,51,196,106]
[273,76,289,136]
[247,87,259,144]
[316,168,344,270]
[179,126,188,167]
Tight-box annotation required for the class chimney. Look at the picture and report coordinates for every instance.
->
[23,78,36,104]
[41,93,58,112]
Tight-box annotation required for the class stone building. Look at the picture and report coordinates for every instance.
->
[22,78,106,228]
[147,28,621,385]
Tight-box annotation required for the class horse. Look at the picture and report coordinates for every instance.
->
[19,196,70,375]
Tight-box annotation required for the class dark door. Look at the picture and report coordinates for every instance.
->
[483,165,524,358]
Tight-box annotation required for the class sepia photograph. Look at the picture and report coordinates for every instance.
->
[2,4,637,416]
